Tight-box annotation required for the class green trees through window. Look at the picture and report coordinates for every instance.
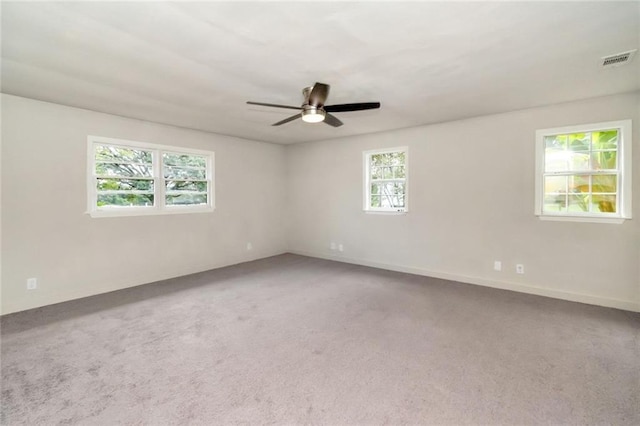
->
[89,137,213,216]
[365,148,407,211]
[95,145,155,207]
[536,119,632,223]
[543,129,618,214]
[163,153,208,206]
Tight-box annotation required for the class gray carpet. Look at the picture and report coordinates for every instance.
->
[1,254,639,425]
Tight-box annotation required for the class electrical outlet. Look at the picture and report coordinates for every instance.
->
[494,261,502,271]
[330,242,337,250]
[27,278,37,290]
[246,242,253,251]
[516,264,524,274]
[338,244,344,252]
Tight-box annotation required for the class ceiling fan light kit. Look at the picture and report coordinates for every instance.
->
[247,82,381,128]
[301,106,326,123]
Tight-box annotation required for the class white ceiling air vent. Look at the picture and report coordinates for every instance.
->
[601,50,636,68]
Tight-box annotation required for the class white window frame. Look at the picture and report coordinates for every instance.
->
[363,146,409,213]
[534,120,631,224]
[87,136,215,218]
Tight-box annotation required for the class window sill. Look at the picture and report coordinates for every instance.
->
[537,214,628,224]
[363,210,408,215]
[87,206,215,218]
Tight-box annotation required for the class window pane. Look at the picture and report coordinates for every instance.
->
[389,151,405,166]
[567,152,590,171]
[382,167,393,179]
[591,195,616,213]
[544,145,567,172]
[165,180,208,192]
[97,178,153,191]
[165,193,207,206]
[370,154,385,167]
[95,145,152,163]
[591,151,617,170]
[393,182,405,193]
[97,194,154,207]
[543,196,566,213]
[544,175,566,193]
[96,162,152,177]
[591,130,618,150]
[164,166,207,180]
[380,182,405,195]
[370,165,382,179]
[545,135,566,151]
[381,193,405,208]
[371,184,380,195]
[568,194,589,212]
[393,166,406,178]
[568,174,589,193]
[370,195,381,208]
[163,153,207,168]
[592,175,617,193]
[568,133,590,151]
[543,176,566,212]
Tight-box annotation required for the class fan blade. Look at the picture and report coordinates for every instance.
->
[272,114,301,126]
[247,101,300,110]
[308,83,330,107]
[323,113,343,127]
[324,102,381,113]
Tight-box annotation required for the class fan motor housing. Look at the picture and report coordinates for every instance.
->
[302,86,313,102]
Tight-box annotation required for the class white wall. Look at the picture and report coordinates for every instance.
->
[1,94,287,314]
[3,92,639,315]
[287,91,640,312]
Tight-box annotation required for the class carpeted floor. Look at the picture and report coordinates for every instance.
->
[1,254,639,425]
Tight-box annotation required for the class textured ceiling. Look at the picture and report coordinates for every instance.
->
[2,1,639,144]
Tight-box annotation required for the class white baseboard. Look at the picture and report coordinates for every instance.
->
[1,249,288,316]
[289,249,640,313]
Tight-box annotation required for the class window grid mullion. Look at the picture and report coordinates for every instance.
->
[164,164,207,172]
[588,175,593,213]
[95,175,154,180]
[95,160,152,166]
[156,150,165,209]
[165,191,209,195]
[544,170,618,176]
[96,190,155,195]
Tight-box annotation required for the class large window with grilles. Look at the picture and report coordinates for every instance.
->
[363,147,408,213]
[534,120,631,223]
[87,136,214,217]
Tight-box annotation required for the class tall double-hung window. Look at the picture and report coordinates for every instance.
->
[363,147,408,212]
[88,136,214,217]
[535,120,631,223]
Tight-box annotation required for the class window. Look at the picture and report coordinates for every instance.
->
[535,120,631,223]
[363,147,408,212]
[88,136,214,217]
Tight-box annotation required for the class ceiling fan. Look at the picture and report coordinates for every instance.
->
[247,82,380,127]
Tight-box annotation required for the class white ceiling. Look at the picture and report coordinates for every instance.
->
[2,1,639,145]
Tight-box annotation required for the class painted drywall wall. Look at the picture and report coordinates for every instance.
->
[287,91,640,312]
[1,94,287,314]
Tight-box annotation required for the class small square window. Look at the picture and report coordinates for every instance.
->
[535,120,631,223]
